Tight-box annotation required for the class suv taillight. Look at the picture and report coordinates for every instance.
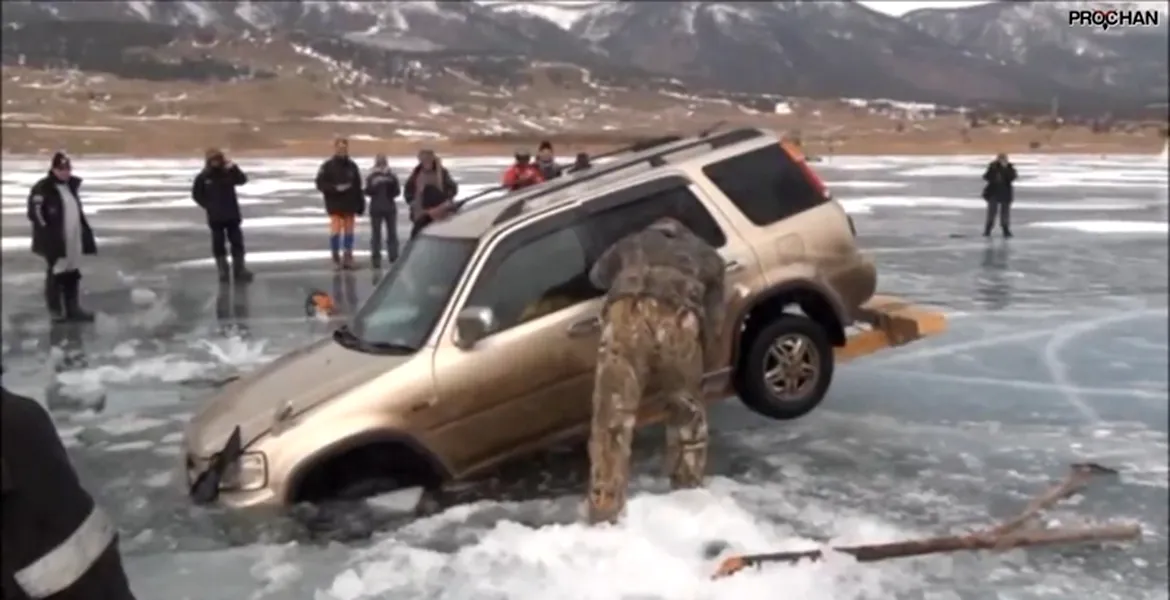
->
[780,142,829,199]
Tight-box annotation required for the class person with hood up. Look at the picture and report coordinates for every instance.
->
[364,154,402,269]
[501,149,544,191]
[535,140,561,181]
[315,137,365,270]
[404,149,458,239]
[191,148,252,283]
[2,383,138,600]
[981,153,1017,238]
[584,217,726,525]
[26,152,97,323]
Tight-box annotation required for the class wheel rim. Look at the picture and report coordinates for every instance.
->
[762,333,820,401]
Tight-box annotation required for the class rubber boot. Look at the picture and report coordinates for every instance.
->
[45,269,65,322]
[61,270,94,323]
[231,251,253,283]
[331,249,343,272]
[342,250,357,270]
[214,255,231,283]
[370,251,382,270]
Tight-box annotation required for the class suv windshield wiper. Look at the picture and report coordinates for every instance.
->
[332,324,416,355]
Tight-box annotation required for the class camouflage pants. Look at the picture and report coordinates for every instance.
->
[587,297,708,525]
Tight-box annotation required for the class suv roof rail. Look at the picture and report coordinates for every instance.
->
[490,127,766,226]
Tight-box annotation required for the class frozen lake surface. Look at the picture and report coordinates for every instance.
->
[1,153,1167,600]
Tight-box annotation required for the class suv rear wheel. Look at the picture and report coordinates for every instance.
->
[736,314,834,420]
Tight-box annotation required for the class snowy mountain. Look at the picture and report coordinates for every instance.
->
[2,0,1165,116]
[564,1,1076,107]
[904,1,1170,105]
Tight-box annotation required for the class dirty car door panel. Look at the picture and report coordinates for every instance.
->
[429,219,600,472]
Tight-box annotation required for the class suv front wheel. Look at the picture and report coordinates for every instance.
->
[736,315,835,420]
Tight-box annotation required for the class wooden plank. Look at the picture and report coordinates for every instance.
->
[838,296,947,362]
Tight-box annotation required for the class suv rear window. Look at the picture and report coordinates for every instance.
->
[702,144,828,226]
[583,186,727,254]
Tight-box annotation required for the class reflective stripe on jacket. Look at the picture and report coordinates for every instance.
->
[13,505,116,598]
[1,388,136,600]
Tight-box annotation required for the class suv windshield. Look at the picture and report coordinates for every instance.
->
[342,235,476,353]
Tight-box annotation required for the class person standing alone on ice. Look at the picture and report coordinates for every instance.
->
[364,154,401,269]
[585,217,727,525]
[27,152,98,323]
[981,153,1016,238]
[191,148,253,283]
[315,137,365,270]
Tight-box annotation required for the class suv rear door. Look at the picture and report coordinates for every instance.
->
[566,175,763,425]
[697,142,855,277]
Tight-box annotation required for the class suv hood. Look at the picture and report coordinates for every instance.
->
[186,336,410,455]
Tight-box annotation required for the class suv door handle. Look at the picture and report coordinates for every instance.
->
[725,260,744,273]
[567,317,601,337]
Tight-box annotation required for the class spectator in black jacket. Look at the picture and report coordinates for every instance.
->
[315,138,365,270]
[2,385,138,600]
[27,152,97,323]
[192,148,252,283]
[981,153,1017,238]
[404,149,458,239]
[364,154,402,269]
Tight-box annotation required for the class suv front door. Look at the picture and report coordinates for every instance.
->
[429,214,604,474]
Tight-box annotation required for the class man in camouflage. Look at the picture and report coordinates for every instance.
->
[585,217,726,524]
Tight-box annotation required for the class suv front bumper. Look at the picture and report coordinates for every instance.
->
[836,295,947,363]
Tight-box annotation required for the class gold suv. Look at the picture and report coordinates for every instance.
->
[183,128,946,508]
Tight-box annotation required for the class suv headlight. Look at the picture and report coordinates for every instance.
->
[220,451,268,491]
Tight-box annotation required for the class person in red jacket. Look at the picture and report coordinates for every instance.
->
[502,150,544,191]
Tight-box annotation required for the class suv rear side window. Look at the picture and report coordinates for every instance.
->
[702,144,827,226]
[583,186,727,255]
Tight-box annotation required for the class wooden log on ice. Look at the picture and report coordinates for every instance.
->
[713,523,1141,579]
[712,462,1138,580]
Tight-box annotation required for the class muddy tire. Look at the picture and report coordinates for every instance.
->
[736,314,835,420]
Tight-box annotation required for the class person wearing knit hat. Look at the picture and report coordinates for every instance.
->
[26,152,98,322]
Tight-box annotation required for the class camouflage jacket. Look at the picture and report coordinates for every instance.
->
[589,218,726,350]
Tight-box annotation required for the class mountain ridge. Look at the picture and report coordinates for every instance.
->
[2,0,1165,116]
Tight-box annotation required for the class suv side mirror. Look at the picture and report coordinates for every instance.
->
[454,307,497,350]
